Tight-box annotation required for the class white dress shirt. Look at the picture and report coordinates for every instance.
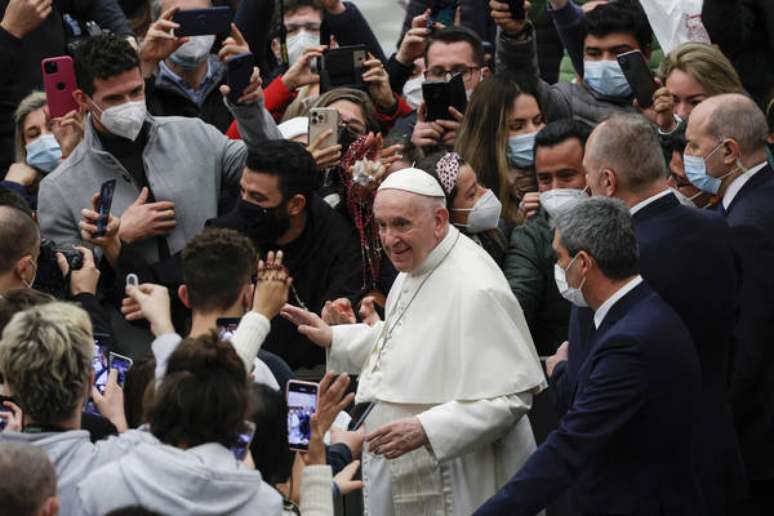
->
[594,275,644,329]
[722,161,768,210]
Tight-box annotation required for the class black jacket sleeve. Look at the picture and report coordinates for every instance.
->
[324,2,385,62]
[73,292,113,336]
[234,0,276,76]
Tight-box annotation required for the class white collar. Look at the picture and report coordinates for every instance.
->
[629,189,674,216]
[409,225,459,277]
[722,161,768,210]
[594,275,643,329]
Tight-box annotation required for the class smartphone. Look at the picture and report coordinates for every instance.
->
[430,0,457,27]
[226,52,255,103]
[508,0,526,20]
[172,6,232,37]
[286,380,319,451]
[308,108,340,149]
[84,342,110,416]
[347,402,375,431]
[217,317,241,342]
[422,73,467,121]
[126,273,139,288]
[109,352,133,388]
[318,45,367,93]
[617,50,658,109]
[232,420,256,460]
[0,394,15,431]
[41,56,79,118]
[95,179,117,237]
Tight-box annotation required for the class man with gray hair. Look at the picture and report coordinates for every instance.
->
[282,168,546,516]
[0,442,59,516]
[475,197,704,515]
[686,93,774,510]
[554,113,746,512]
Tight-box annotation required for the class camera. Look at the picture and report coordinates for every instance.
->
[40,240,84,272]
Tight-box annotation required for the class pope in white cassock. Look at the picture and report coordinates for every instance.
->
[282,168,547,516]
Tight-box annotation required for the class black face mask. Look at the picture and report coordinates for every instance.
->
[338,125,361,154]
[236,198,291,245]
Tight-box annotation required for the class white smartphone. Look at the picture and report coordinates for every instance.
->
[308,107,340,149]
[286,380,319,452]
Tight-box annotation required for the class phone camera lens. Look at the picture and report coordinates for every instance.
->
[44,61,58,74]
[56,82,65,91]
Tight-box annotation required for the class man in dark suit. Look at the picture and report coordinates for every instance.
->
[686,94,774,512]
[548,113,746,513]
[474,197,703,516]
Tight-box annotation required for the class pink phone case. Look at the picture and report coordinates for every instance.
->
[41,56,79,119]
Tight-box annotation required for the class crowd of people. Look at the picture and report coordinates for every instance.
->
[0,0,773,515]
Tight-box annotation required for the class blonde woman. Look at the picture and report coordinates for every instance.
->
[455,75,544,229]
[657,43,744,209]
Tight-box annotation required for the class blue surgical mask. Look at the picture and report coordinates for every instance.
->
[25,133,62,173]
[507,131,537,168]
[583,60,632,98]
[683,142,733,194]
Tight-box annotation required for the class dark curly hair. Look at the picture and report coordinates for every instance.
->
[148,331,250,449]
[583,0,653,53]
[75,33,140,96]
[245,139,317,204]
[182,228,256,313]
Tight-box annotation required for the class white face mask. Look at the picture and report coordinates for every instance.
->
[287,30,319,67]
[94,99,147,141]
[554,254,588,307]
[540,188,588,219]
[170,35,215,69]
[402,75,424,110]
[452,189,502,233]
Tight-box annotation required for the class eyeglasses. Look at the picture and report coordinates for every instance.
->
[339,119,367,136]
[424,66,481,82]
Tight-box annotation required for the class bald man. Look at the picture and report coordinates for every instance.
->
[551,114,745,513]
[686,93,774,511]
[282,168,545,516]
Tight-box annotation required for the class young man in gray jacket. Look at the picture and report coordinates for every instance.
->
[37,31,281,265]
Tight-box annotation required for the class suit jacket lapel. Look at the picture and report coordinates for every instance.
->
[726,164,773,216]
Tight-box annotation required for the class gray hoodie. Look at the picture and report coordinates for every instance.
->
[0,429,158,516]
[77,441,283,516]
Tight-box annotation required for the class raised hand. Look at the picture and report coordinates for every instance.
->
[518,191,541,220]
[48,109,84,159]
[490,0,527,35]
[307,128,343,170]
[362,53,396,112]
[253,250,292,320]
[359,296,381,326]
[91,369,128,432]
[411,103,444,149]
[322,298,357,325]
[122,283,174,337]
[397,10,433,66]
[281,304,333,348]
[139,7,188,77]
[282,46,325,91]
[56,246,100,296]
[0,0,52,39]
[79,191,121,265]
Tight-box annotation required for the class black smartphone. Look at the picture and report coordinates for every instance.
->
[617,50,657,109]
[347,402,375,431]
[430,0,457,27]
[216,317,241,342]
[226,52,255,103]
[422,73,467,121]
[318,45,367,93]
[172,6,232,37]
[95,179,116,237]
[286,380,319,451]
[508,0,526,20]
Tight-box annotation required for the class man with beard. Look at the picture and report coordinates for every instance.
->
[208,139,362,370]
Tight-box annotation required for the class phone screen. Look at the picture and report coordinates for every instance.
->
[287,382,318,450]
[84,342,110,416]
[96,180,117,237]
[109,352,133,387]
[232,421,256,460]
[217,318,241,342]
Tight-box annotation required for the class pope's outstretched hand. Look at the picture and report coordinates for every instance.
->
[281,305,333,348]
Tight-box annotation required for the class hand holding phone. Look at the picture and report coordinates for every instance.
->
[95,179,117,238]
[287,380,319,451]
[232,421,256,460]
[41,56,78,118]
[309,108,340,150]
[422,73,467,122]
[226,52,255,103]
[617,50,658,109]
